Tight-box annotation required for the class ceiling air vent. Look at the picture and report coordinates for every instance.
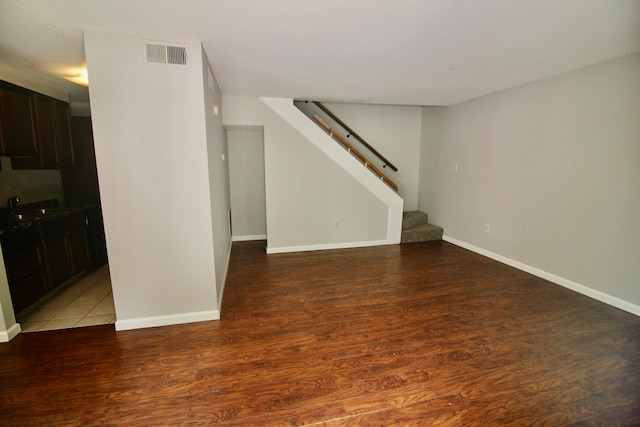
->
[143,40,189,66]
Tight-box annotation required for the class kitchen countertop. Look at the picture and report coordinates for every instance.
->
[0,199,96,251]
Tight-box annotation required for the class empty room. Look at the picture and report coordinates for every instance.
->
[1,1,639,425]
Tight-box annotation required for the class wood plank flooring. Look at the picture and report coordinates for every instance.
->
[1,240,639,426]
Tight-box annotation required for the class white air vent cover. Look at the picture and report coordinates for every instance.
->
[143,40,189,67]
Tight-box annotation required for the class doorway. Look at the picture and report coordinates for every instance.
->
[227,126,267,242]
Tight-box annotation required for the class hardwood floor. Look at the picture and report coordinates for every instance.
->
[1,240,638,426]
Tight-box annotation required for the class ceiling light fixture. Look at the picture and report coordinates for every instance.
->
[64,69,89,87]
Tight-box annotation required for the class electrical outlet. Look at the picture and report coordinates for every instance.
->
[483,224,490,234]
[453,163,458,173]
[335,221,340,229]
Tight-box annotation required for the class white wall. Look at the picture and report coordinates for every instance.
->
[296,102,422,211]
[0,245,20,342]
[228,127,267,241]
[420,53,640,314]
[201,47,232,307]
[85,31,220,329]
[223,96,401,253]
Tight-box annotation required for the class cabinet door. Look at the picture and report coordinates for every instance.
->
[54,100,74,167]
[0,83,37,156]
[43,233,72,288]
[9,270,48,314]
[3,243,45,284]
[13,96,75,170]
[62,117,101,204]
[36,95,59,167]
[68,226,90,275]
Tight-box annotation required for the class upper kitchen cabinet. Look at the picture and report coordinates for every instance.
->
[62,117,101,205]
[0,81,38,156]
[11,93,75,170]
[54,99,74,167]
[34,95,58,167]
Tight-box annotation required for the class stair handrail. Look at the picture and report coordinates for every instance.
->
[312,101,398,172]
[313,115,398,191]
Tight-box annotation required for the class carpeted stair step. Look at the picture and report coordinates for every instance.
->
[401,223,444,243]
[401,211,443,243]
[402,211,428,230]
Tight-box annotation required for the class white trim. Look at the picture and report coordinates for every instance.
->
[267,239,390,254]
[115,310,220,331]
[443,235,640,317]
[0,323,21,342]
[232,234,267,242]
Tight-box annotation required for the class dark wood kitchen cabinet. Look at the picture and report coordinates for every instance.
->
[9,271,48,315]
[42,213,90,289]
[4,242,45,285]
[67,226,90,275]
[3,242,48,314]
[2,210,91,315]
[34,95,59,167]
[62,117,101,205]
[54,100,74,167]
[0,81,38,156]
[42,233,72,288]
[11,94,75,170]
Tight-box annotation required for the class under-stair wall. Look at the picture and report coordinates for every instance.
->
[295,101,423,211]
[223,96,403,253]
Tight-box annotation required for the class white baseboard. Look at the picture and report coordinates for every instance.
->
[0,323,21,342]
[232,234,267,242]
[115,310,220,331]
[443,235,640,317]
[267,239,390,254]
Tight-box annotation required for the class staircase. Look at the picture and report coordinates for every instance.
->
[401,211,443,243]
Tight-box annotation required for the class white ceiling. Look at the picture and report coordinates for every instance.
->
[1,0,639,106]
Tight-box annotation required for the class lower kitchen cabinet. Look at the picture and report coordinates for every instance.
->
[9,271,48,314]
[3,242,44,284]
[43,233,72,289]
[67,226,90,275]
[3,243,47,314]
[2,210,92,315]
[42,220,90,290]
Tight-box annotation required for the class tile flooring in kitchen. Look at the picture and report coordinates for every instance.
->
[17,265,115,332]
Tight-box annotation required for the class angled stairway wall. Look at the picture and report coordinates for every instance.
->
[223,96,403,253]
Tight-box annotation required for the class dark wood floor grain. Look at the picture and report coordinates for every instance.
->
[1,240,639,426]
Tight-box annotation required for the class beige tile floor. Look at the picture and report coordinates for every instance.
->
[18,265,115,332]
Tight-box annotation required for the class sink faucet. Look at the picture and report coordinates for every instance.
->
[7,196,20,211]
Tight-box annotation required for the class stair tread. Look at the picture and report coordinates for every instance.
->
[402,211,429,230]
[404,222,442,231]
[401,222,443,243]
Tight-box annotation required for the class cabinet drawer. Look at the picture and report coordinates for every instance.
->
[4,243,44,283]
